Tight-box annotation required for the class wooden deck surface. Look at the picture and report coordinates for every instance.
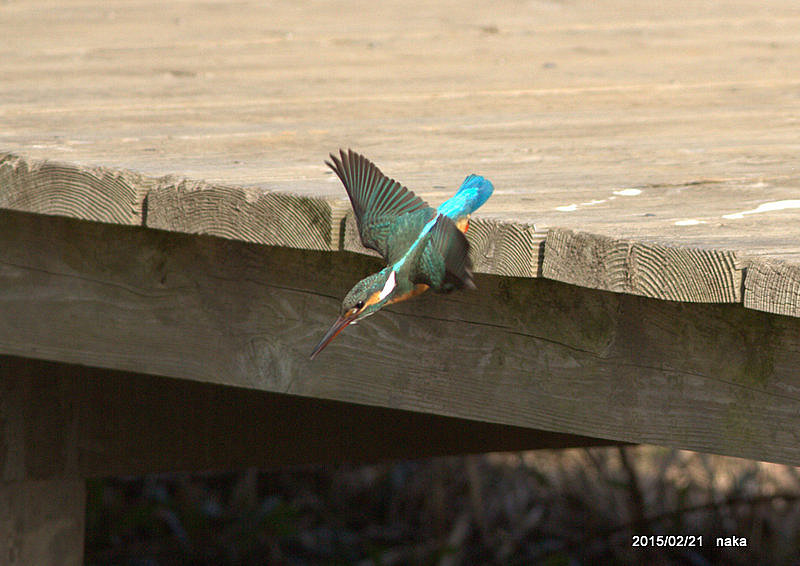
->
[3,0,800,314]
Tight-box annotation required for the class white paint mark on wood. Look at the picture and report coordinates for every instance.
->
[557,191,635,212]
[675,219,707,226]
[613,188,643,196]
[722,200,800,220]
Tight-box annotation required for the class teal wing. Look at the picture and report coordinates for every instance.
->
[326,149,433,261]
[415,215,476,292]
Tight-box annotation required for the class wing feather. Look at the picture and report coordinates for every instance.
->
[326,149,432,260]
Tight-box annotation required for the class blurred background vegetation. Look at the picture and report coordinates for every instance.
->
[86,445,800,565]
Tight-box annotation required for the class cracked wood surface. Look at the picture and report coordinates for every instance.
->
[2,0,800,315]
[3,209,800,465]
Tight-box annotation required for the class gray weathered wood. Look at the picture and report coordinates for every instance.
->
[3,0,800,313]
[465,218,545,278]
[543,228,744,302]
[0,152,150,224]
[743,256,800,317]
[3,209,800,466]
[147,176,341,251]
[1,354,609,479]
[0,480,85,566]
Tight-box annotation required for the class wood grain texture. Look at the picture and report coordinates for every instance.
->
[146,176,339,250]
[1,355,611,479]
[465,217,545,278]
[3,210,800,465]
[743,257,800,317]
[543,228,744,303]
[2,153,799,313]
[0,152,149,224]
[3,0,800,314]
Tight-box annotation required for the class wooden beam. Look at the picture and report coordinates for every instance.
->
[0,480,85,566]
[2,209,800,465]
[3,0,800,315]
[1,355,610,479]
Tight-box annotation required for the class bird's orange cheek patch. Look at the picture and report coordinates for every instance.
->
[362,291,383,309]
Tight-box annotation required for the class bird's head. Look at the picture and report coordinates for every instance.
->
[310,268,398,359]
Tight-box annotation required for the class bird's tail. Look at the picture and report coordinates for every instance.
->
[438,174,494,221]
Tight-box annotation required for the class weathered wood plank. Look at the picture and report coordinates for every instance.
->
[743,256,800,317]
[543,228,744,302]
[0,152,149,224]
[146,176,341,251]
[0,152,345,251]
[1,354,610,479]
[465,217,545,278]
[2,210,799,465]
[3,0,800,314]
[5,149,800,315]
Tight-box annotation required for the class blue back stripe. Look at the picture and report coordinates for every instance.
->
[437,175,494,220]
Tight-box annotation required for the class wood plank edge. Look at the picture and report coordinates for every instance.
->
[0,151,150,225]
[0,151,343,251]
[741,255,800,317]
[146,175,342,251]
[542,227,745,303]
[3,152,799,315]
[542,228,800,317]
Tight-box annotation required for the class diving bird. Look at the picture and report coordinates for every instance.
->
[310,149,494,359]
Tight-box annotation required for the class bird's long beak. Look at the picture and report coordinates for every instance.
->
[309,312,357,360]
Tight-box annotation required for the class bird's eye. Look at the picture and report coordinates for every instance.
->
[355,300,365,310]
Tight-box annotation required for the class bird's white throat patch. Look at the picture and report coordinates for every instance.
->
[379,270,397,301]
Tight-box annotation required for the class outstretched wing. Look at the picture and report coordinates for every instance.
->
[415,214,476,292]
[327,149,432,261]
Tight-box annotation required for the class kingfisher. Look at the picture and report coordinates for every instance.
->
[310,149,494,359]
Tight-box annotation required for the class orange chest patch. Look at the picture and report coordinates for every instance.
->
[386,283,430,306]
[455,216,470,233]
